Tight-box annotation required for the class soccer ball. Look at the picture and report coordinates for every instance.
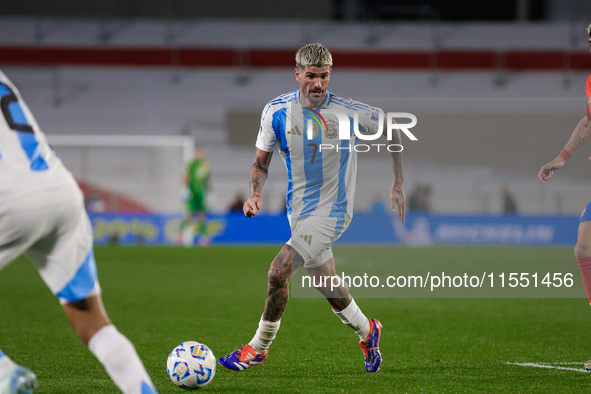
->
[167,341,216,390]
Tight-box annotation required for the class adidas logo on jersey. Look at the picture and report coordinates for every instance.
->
[287,126,302,136]
[300,234,313,246]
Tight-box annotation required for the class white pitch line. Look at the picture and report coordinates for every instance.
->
[506,362,590,373]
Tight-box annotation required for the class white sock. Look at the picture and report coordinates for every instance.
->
[0,351,15,378]
[248,316,281,354]
[332,298,371,341]
[88,325,155,394]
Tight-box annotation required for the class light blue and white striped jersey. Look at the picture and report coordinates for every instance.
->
[0,71,73,197]
[256,90,384,220]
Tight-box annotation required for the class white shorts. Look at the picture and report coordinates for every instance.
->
[287,214,351,269]
[0,182,100,304]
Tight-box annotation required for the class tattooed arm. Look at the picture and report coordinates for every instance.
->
[538,116,591,183]
[389,128,406,222]
[243,148,273,217]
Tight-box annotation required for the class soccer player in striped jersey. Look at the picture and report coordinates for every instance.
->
[537,23,591,371]
[0,71,157,394]
[219,43,405,373]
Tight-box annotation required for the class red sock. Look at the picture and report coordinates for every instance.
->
[576,256,591,304]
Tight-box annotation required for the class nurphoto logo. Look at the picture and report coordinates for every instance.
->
[305,110,418,153]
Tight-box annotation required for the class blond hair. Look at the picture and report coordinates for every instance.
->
[587,23,591,38]
[295,43,333,69]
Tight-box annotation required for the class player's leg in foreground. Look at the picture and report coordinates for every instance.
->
[306,256,382,372]
[219,244,303,371]
[61,293,157,394]
[0,278,159,394]
[50,222,157,393]
[0,197,42,393]
[0,350,37,394]
[573,215,591,370]
[21,187,157,393]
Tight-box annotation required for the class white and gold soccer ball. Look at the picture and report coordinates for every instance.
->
[167,341,216,390]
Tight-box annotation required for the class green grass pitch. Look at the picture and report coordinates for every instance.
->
[2,245,591,393]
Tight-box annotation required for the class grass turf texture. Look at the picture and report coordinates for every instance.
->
[1,245,591,393]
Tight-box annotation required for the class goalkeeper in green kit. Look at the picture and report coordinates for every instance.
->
[179,145,212,246]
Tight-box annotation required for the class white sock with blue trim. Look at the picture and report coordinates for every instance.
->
[88,325,155,394]
[332,298,370,340]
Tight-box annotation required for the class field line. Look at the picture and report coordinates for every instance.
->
[506,362,590,373]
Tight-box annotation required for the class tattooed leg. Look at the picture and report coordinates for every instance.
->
[262,244,304,322]
[306,258,352,311]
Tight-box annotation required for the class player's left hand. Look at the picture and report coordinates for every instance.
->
[390,183,405,222]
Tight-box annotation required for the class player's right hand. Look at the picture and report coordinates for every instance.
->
[537,157,565,184]
[243,194,262,217]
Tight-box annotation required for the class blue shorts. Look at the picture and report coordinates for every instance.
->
[580,200,591,223]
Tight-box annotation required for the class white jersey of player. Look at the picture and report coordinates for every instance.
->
[256,90,383,221]
[0,71,75,198]
[0,71,98,303]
